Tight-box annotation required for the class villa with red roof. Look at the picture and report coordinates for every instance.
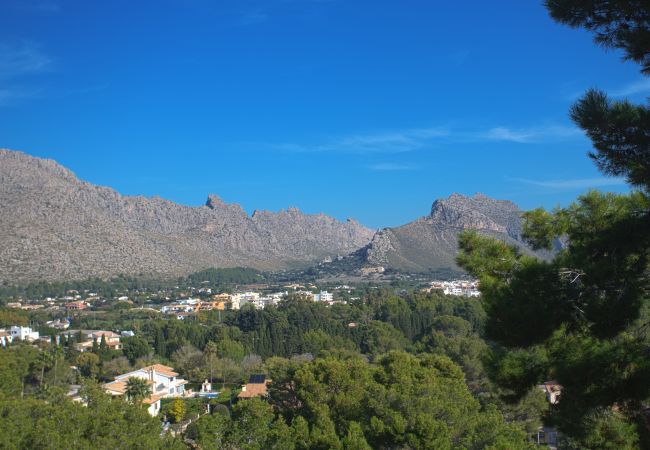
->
[104,364,188,416]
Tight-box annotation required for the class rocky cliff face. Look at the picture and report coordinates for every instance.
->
[359,193,543,272]
[0,149,374,282]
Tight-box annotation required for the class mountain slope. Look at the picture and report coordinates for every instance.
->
[355,193,548,273]
[0,149,374,283]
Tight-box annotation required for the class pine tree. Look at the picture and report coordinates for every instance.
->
[457,2,650,445]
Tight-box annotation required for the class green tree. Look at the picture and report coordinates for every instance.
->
[546,0,650,74]
[76,352,100,378]
[100,356,131,380]
[341,422,371,450]
[124,376,152,404]
[99,335,108,354]
[187,398,292,450]
[122,336,151,364]
[154,328,167,357]
[457,3,650,443]
[170,398,186,423]
[0,381,184,449]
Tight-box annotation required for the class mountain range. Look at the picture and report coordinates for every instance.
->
[0,149,373,283]
[0,149,544,283]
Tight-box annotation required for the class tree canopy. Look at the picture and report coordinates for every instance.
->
[458,1,650,446]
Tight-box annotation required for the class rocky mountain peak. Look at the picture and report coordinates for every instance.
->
[357,193,542,273]
[205,194,226,209]
[428,193,520,236]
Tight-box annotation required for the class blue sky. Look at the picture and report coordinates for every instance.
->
[0,0,644,228]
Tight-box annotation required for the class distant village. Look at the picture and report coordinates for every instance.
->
[0,282,350,346]
[422,279,481,298]
[0,277,480,351]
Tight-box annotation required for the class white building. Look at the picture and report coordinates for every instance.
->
[10,326,39,342]
[0,330,14,346]
[104,364,188,417]
[231,292,260,310]
[316,291,334,302]
[46,319,70,330]
[428,280,481,298]
[161,304,194,314]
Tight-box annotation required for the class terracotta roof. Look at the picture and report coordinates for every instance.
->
[105,380,128,394]
[104,380,161,405]
[105,378,154,395]
[92,331,120,339]
[142,394,163,405]
[0,331,10,337]
[237,381,269,398]
[148,364,179,377]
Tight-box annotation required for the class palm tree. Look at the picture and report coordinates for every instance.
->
[125,377,152,404]
[36,351,53,387]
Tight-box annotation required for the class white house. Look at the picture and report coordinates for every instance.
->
[10,326,39,342]
[104,364,188,417]
[161,304,195,314]
[0,330,14,346]
[316,291,334,302]
[231,292,260,310]
[46,319,70,330]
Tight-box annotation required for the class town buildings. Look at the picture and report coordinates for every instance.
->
[59,329,123,352]
[423,280,481,297]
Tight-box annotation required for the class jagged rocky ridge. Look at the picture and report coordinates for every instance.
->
[0,149,375,282]
[354,193,551,272]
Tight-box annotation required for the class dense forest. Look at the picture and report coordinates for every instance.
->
[0,289,547,449]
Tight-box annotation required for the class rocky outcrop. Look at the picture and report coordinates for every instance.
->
[359,193,546,272]
[0,149,374,282]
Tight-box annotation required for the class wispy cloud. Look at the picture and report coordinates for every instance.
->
[566,78,650,100]
[482,125,582,144]
[484,127,535,143]
[262,122,582,155]
[236,0,334,26]
[0,41,51,79]
[8,0,59,13]
[269,127,450,154]
[512,177,627,190]
[0,87,41,106]
[450,50,470,66]
[0,41,51,107]
[240,10,269,25]
[367,163,416,171]
[610,78,650,97]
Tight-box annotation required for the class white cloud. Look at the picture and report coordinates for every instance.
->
[273,127,450,154]
[0,41,51,80]
[0,88,25,106]
[610,78,650,97]
[482,125,582,144]
[262,122,582,155]
[240,10,269,25]
[9,0,59,13]
[512,177,627,190]
[450,50,470,66]
[367,163,416,171]
[484,127,535,143]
